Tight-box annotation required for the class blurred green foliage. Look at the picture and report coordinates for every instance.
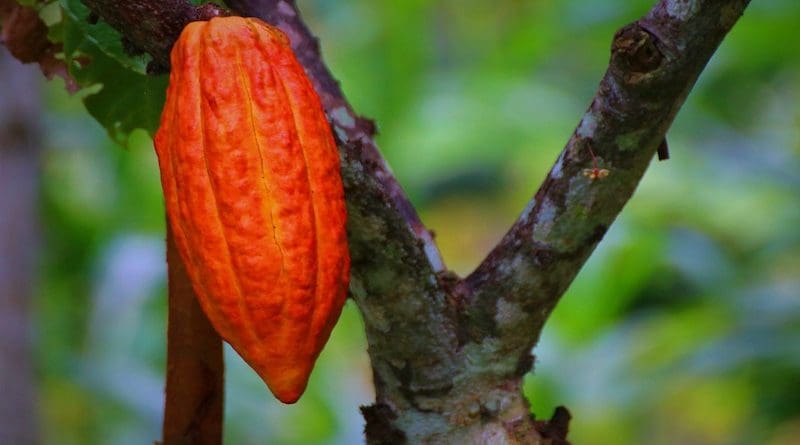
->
[26,0,800,444]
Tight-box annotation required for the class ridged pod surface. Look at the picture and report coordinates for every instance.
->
[153,16,350,404]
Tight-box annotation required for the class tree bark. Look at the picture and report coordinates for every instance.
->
[0,45,41,445]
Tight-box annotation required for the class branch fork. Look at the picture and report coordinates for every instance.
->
[62,0,754,442]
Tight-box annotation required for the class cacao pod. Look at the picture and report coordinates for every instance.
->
[153,16,350,404]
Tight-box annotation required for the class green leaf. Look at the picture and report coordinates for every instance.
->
[58,1,168,146]
[60,0,149,72]
[80,52,168,144]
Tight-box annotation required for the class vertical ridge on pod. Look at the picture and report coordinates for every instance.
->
[271,55,346,355]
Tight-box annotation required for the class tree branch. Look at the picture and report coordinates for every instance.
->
[79,0,226,71]
[463,0,751,359]
[162,225,224,445]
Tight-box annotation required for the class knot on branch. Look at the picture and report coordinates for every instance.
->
[534,406,572,445]
[611,24,665,83]
[192,3,228,21]
[361,403,406,445]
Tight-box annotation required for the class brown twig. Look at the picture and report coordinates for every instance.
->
[162,225,224,445]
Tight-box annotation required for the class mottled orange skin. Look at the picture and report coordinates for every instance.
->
[154,16,350,404]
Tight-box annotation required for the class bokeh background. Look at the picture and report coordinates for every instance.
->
[2,0,799,444]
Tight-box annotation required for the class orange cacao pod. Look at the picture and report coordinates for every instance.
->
[153,16,350,404]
